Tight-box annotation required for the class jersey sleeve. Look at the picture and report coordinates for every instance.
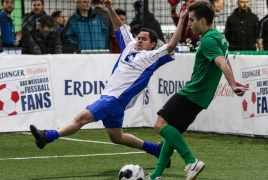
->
[115,24,135,53]
[201,36,224,61]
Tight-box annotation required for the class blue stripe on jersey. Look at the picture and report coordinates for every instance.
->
[118,54,174,107]
[111,53,122,74]
[115,25,134,53]
[115,30,126,53]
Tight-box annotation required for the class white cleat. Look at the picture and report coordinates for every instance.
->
[184,159,205,180]
[145,175,162,180]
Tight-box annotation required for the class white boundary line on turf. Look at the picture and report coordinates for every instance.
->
[22,132,118,145]
[0,152,146,161]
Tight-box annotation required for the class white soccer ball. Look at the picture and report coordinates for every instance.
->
[118,164,145,180]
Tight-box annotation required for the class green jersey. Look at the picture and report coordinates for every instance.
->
[178,29,228,109]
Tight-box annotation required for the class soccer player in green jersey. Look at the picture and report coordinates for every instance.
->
[146,1,248,180]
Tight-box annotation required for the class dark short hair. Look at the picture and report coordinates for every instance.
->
[134,1,141,12]
[131,24,142,36]
[37,15,54,28]
[51,10,62,19]
[208,0,217,4]
[188,1,215,25]
[1,0,13,5]
[31,0,44,5]
[140,28,158,50]
[115,8,126,16]
[91,0,102,4]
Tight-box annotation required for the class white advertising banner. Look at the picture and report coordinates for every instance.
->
[0,54,267,136]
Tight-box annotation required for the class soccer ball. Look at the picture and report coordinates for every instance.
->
[0,83,21,116]
[241,83,256,118]
[118,164,145,180]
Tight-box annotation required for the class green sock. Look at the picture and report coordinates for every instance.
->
[150,140,174,179]
[159,124,195,165]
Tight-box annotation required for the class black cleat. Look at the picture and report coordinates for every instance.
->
[157,141,171,168]
[30,125,47,149]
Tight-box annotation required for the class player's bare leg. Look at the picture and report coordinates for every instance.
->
[30,109,95,149]
[58,109,95,136]
[106,128,144,148]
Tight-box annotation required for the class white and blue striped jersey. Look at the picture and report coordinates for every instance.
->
[102,24,175,108]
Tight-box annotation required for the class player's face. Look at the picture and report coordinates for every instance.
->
[238,0,249,11]
[188,12,203,35]
[2,0,14,14]
[214,0,224,12]
[32,0,44,14]
[135,31,156,51]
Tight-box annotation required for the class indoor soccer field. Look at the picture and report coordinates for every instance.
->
[1,128,267,180]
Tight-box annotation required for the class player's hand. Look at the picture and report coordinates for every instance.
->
[233,84,248,96]
[102,0,112,7]
[179,6,189,20]
[235,82,248,88]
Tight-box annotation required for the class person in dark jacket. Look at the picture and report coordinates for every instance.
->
[21,14,62,54]
[0,0,19,49]
[22,0,46,25]
[130,0,165,43]
[257,0,268,51]
[225,0,258,51]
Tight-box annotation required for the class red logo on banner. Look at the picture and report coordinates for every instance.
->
[0,83,21,116]
[214,83,235,99]
[26,67,47,76]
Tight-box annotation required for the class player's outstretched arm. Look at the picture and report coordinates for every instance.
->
[166,6,188,54]
[214,56,248,96]
[103,0,123,30]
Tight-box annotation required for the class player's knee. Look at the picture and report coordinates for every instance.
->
[154,123,161,133]
[154,116,168,133]
[74,110,92,126]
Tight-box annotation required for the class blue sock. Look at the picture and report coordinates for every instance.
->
[45,130,59,143]
[141,141,160,157]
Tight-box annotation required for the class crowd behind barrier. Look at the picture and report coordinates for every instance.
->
[0,0,268,54]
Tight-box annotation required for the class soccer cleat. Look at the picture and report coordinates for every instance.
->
[156,141,171,168]
[184,159,205,180]
[145,175,162,180]
[30,125,47,149]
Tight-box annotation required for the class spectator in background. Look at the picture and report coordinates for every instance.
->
[63,0,108,52]
[130,0,165,43]
[225,0,258,51]
[168,0,199,47]
[209,0,224,12]
[91,0,113,52]
[0,0,19,50]
[22,0,46,25]
[112,8,126,53]
[257,0,268,51]
[115,8,126,23]
[131,24,164,49]
[51,10,66,37]
[22,15,62,54]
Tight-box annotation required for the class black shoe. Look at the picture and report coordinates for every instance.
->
[156,141,171,168]
[30,125,47,149]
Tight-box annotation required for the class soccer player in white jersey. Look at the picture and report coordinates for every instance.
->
[29,0,189,164]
